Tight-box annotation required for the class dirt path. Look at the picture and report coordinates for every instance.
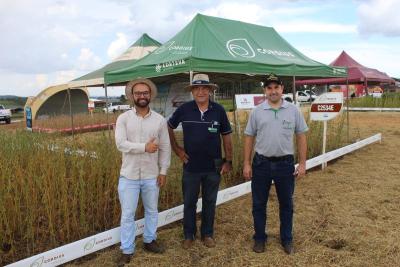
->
[68,112,400,267]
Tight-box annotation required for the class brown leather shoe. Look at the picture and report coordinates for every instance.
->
[143,240,165,254]
[116,253,132,267]
[182,239,194,249]
[201,237,216,248]
[253,241,265,253]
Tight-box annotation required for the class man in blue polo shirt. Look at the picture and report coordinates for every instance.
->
[243,73,308,255]
[168,74,233,249]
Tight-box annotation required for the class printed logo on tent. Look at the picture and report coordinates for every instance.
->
[153,41,193,55]
[155,59,186,72]
[226,39,256,58]
[227,38,296,58]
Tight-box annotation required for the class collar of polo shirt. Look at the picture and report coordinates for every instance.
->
[191,100,214,110]
[262,99,289,110]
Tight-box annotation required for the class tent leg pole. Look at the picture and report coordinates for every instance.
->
[292,75,296,104]
[346,77,349,143]
[104,85,111,140]
[67,88,75,140]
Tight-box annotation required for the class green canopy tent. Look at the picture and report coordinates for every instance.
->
[105,14,347,87]
[66,33,161,137]
[69,33,161,88]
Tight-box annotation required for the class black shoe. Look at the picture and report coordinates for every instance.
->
[116,253,132,267]
[253,241,265,253]
[144,240,166,254]
[282,242,294,254]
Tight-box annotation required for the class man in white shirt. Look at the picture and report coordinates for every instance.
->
[115,78,171,267]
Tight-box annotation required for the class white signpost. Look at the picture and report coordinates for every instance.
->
[310,92,344,169]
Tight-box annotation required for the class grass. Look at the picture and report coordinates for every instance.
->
[0,97,27,108]
[1,110,352,265]
[216,99,235,112]
[349,93,400,108]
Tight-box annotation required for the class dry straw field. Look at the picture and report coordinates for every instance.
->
[66,112,400,267]
[1,107,399,266]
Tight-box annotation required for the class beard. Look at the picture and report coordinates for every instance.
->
[134,98,150,108]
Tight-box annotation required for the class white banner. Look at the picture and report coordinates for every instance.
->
[235,94,264,109]
[6,133,382,267]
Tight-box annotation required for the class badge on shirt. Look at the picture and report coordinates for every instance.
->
[208,127,218,133]
[208,120,219,133]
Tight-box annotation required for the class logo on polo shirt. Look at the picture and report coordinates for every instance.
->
[282,120,294,130]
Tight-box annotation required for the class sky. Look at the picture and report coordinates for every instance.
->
[0,0,399,97]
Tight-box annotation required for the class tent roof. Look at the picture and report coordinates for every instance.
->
[69,33,161,87]
[297,51,395,85]
[105,14,347,85]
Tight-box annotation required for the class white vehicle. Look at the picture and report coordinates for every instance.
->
[282,91,315,103]
[0,104,12,124]
[304,90,317,100]
[103,103,131,113]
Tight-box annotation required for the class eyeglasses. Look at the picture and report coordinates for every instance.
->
[133,91,150,97]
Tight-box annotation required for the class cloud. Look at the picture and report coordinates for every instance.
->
[275,21,357,33]
[107,33,129,60]
[35,74,48,89]
[77,48,102,71]
[203,3,264,24]
[357,0,400,36]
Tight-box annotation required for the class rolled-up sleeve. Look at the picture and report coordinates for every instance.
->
[158,119,171,175]
[115,115,146,154]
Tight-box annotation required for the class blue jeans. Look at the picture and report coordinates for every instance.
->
[182,171,221,240]
[251,153,295,245]
[118,177,159,255]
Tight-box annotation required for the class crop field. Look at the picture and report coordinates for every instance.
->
[349,93,400,108]
[66,112,400,267]
[0,109,399,266]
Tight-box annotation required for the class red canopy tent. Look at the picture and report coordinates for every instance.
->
[296,51,395,96]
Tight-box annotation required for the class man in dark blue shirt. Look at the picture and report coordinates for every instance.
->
[168,74,233,249]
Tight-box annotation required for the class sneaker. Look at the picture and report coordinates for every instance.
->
[143,240,165,254]
[253,241,265,253]
[116,253,132,267]
[201,237,216,248]
[182,239,194,249]
[282,242,294,254]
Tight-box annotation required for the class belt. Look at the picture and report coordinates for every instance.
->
[256,153,293,162]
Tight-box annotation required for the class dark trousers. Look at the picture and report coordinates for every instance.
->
[251,153,295,245]
[182,171,221,240]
